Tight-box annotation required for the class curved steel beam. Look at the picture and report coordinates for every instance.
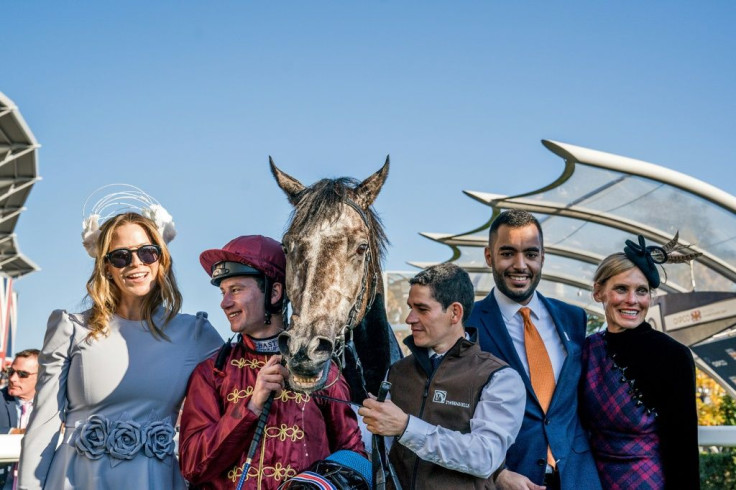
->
[542,139,736,214]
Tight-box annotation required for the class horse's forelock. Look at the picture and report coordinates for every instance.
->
[286,177,388,262]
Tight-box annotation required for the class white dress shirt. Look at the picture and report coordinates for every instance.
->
[5,400,33,434]
[17,400,33,430]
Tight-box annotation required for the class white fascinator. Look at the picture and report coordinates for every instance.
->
[82,184,177,258]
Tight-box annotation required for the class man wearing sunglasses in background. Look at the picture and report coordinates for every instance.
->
[1,348,40,489]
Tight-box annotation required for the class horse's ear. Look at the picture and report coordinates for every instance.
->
[355,155,390,208]
[270,157,305,205]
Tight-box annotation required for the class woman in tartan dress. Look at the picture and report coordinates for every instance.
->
[580,235,700,490]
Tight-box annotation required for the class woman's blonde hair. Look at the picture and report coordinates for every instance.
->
[592,252,656,300]
[86,212,182,340]
[593,253,636,288]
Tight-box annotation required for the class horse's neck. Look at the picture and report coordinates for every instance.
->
[348,290,404,401]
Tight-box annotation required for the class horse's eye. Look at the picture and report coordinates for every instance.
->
[357,243,369,255]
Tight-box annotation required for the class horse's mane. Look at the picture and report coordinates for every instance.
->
[286,177,388,265]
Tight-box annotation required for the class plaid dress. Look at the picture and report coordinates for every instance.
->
[581,332,664,490]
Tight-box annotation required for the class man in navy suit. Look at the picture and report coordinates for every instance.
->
[1,349,40,489]
[468,211,600,490]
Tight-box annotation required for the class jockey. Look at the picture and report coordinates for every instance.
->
[178,235,365,490]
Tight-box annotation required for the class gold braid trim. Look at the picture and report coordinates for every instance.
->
[226,422,305,486]
[230,357,265,369]
[227,462,298,485]
[225,387,308,406]
[275,390,311,404]
[265,423,305,442]
[226,386,253,404]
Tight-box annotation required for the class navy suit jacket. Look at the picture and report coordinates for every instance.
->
[0,387,18,432]
[468,291,601,489]
[0,387,19,486]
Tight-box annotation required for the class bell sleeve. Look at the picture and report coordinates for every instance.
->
[18,310,78,490]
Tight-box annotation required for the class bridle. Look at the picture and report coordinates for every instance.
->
[300,197,378,394]
[332,198,378,369]
[280,195,379,399]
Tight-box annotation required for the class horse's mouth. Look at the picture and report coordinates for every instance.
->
[288,362,330,393]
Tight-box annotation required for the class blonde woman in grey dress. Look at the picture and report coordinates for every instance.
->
[18,210,222,489]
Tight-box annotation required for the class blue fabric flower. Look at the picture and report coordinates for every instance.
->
[74,414,110,460]
[106,419,145,460]
[142,420,176,460]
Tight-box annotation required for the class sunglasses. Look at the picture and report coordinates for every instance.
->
[6,368,37,379]
[105,245,162,268]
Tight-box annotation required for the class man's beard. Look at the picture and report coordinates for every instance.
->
[492,268,541,304]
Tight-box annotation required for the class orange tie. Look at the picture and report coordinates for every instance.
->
[519,307,556,468]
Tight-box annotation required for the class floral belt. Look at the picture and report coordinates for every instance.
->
[72,414,175,463]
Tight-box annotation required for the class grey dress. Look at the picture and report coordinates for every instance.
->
[18,309,223,490]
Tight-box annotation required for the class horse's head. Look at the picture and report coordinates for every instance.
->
[271,157,389,393]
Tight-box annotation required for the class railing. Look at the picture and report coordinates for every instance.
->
[697,426,736,447]
[1,427,734,464]
[0,434,22,464]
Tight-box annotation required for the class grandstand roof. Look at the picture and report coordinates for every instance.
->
[0,92,41,279]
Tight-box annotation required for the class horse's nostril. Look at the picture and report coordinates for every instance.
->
[277,332,291,356]
[312,337,334,359]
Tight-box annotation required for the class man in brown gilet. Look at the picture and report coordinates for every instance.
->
[360,263,525,489]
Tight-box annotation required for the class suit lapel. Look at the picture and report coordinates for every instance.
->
[10,402,18,428]
[2,389,18,428]
[478,293,536,395]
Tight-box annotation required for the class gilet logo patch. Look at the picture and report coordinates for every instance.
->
[432,389,470,408]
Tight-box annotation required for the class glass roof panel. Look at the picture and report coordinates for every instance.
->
[522,164,736,271]
[452,246,486,268]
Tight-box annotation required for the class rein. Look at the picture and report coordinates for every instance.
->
[308,360,365,406]
[310,393,354,405]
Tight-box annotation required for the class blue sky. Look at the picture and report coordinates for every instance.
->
[4,1,736,350]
